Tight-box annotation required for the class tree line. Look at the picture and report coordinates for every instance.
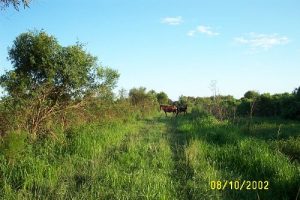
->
[1,30,299,139]
[179,89,300,120]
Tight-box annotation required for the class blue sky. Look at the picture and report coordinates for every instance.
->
[1,0,300,100]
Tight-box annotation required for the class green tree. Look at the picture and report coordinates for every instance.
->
[129,87,148,106]
[156,92,168,105]
[255,93,275,116]
[118,88,128,101]
[128,87,158,116]
[237,98,252,116]
[0,30,119,137]
[293,86,300,100]
[244,90,260,99]
[281,88,300,119]
[147,89,158,103]
[178,95,188,105]
[96,67,120,100]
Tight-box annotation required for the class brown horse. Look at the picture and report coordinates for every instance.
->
[160,105,177,116]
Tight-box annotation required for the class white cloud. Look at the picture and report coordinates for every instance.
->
[187,30,196,37]
[161,16,183,25]
[187,25,219,37]
[197,25,219,36]
[234,33,289,50]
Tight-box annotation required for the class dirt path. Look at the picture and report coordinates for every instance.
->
[154,116,195,199]
[93,116,196,199]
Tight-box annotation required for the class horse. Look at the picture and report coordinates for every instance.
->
[176,105,187,115]
[160,105,177,117]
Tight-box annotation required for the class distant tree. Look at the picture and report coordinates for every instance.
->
[280,87,300,119]
[129,87,148,106]
[96,67,120,101]
[219,95,238,120]
[118,88,128,101]
[156,92,168,105]
[237,98,251,116]
[281,96,300,119]
[146,90,158,103]
[0,30,119,137]
[255,93,275,116]
[244,90,260,99]
[128,87,160,105]
[0,0,30,10]
[148,89,156,96]
[128,87,158,116]
[293,86,300,99]
[242,91,259,121]
[178,95,188,105]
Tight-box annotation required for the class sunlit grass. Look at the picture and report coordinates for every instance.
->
[0,111,299,199]
[174,111,300,199]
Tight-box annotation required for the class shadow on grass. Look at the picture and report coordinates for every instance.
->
[147,115,194,199]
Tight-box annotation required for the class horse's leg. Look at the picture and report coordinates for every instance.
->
[165,111,167,117]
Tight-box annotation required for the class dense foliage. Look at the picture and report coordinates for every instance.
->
[156,91,169,104]
[181,88,300,120]
[0,30,119,137]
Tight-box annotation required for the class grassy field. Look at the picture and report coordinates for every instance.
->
[0,111,299,199]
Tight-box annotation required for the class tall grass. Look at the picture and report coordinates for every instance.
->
[0,121,136,199]
[0,112,179,199]
[0,105,299,199]
[174,108,300,200]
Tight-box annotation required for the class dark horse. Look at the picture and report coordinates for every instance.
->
[177,105,187,115]
[160,105,177,116]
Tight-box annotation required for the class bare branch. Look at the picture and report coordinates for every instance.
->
[0,0,30,11]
